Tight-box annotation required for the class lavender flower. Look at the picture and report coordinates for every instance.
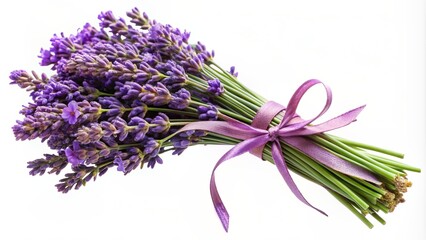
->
[27,152,68,176]
[139,83,171,106]
[194,41,214,62]
[39,33,83,68]
[128,105,147,118]
[229,66,238,77]
[114,155,125,172]
[55,165,96,193]
[115,81,142,100]
[112,117,131,141]
[128,116,149,141]
[171,130,206,155]
[13,103,66,141]
[65,142,84,166]
[98,11,128,36]
[65,52,112,78]
[169,88,191,109]
[126,7,151,30]
[143,138,161,157]
[150,113,170,133]
[75,23,99,45]
[61,101,81,124]
[47,131,75,150]
[198,104,218,120]
[156,60,187,89]
[207,79,224,96]
[147,156,163,169]
[76,123,103,144]
[9,70,47,91]
[104,42,140,63]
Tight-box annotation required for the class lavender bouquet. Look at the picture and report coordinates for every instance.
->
[10,8,420,231]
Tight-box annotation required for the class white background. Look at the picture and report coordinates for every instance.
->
[0,0,425,239]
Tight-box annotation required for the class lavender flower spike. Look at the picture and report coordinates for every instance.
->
[207,79,224,96]
[61,101,81,124]
[198,104,218,120]
[114,155,126,172]
[65,142,84,166]
[150,113,170,133]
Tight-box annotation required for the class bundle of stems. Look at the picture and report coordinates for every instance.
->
[191,62,419,227]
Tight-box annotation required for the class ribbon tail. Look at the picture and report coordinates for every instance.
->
[210,134,270,232]
[285,137,381,185]
[283,105,366,136]
[271,141,328,216]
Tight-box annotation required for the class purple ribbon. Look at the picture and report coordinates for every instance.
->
[177,79,380,231]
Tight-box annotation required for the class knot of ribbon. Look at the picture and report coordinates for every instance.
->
[177,79,380,232]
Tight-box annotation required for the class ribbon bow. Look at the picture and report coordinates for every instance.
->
[177,79,379,231]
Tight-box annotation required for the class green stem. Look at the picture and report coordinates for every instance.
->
[328,190,374,228]
[208,62,266,103]
[365,153,421,172]
[330,135,404,159]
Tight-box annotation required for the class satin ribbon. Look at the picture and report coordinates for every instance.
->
[177,79,380,231]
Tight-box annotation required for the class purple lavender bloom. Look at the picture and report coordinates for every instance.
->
[128,105,147,118]
[65,52,111,78]
[32,79,81,106]
[98,11,128,36]
[156,60,187,89]
[116,81,142,100]
[229,66,238,77]
[150,113,170,133]
[100,121,118,137]
[77,100,103,122]
[147,156,163,169]
[101,42,142,68]
[171,137,191,155]
[171,130,206,155]
[27,152,68,176]
[194,41,214,62]
[112,117,130,141]
[148,23,163,41]
[61,101,81,124]
[169,88,191,109]
[39,33,82,68]
[139,83,171,106]
[75,23,99,45]
[128,116,149,141]
[114,155,125,172]
[10,70,35,89]
[207,79,224,96]
[13,104,65,141]
[98,97,123,119]
[76,123,103,144]
[56,165,95,193]
[65,142,84,166]
[143,138,160,156]
[198,104,218,120]
[47,131,74,150]
[185,55,203,73]
[126,7,151,30]
[39,49,56,66]
[11,7,225,194]
[141,53,158,66]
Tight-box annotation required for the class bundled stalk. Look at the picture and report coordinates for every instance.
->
[9,7,420,230]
